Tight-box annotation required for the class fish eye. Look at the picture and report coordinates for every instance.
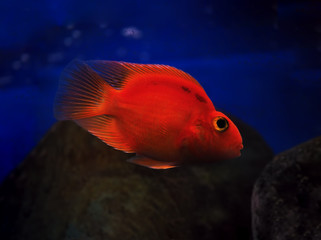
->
[213,117,229,132]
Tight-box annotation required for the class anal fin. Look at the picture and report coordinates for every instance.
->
[127,156,177,169]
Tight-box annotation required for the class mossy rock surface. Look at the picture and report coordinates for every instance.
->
[252,136,321,240]
[0,117,273,240]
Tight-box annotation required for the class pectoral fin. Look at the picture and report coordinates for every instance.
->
[127,156,177,169]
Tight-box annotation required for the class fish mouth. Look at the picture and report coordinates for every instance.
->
[238,143,244,157]
[233,143,243,157]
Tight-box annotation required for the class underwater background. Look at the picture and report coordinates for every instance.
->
[0,0,320,182]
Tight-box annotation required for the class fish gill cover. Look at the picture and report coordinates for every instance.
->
[0,0,320,181]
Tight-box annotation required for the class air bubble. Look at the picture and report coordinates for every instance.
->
[100,23,107,29]
[72,30,81,39]
[64,37,73,46]
[0,76,12,86]
[12,61,21,70]
[122,27,142,39]
[20,53,30,62]
[48,52,64,63]
[67,24,74,30]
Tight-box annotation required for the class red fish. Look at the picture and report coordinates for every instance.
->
[54,60,243,169]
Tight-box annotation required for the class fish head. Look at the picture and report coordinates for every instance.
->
[184,111,243,162]
[207,111,243,160]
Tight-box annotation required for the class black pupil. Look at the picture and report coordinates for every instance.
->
[217,118,227,129]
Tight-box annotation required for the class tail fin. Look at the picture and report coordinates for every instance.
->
[54,60,115,120]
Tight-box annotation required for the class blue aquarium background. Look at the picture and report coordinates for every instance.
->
[0,0,320,182]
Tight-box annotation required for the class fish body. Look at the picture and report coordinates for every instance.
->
[54,60,243,169]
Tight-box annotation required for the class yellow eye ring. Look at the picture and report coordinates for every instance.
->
[213,117,229,132]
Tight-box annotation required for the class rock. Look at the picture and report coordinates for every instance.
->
[252,136,321,240]
[0,117,273,240]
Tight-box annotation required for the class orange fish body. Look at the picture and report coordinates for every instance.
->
[54,60,243,169]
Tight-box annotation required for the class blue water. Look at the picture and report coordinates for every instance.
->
[0,0,320,181]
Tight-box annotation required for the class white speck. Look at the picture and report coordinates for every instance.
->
[12,61,21,70]
[64,37,73,46]
[0,76,12,86]
[20,53,30,62]
[47,52,64,63]
[122,27,142,39]
[67,23,74,30]
[100,23,108,29]
[72,30,81,39]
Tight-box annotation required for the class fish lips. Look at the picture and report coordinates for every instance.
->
[227,142,243,159]
[235,143,244,157]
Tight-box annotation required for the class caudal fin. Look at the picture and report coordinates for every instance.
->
[54,60,115,120]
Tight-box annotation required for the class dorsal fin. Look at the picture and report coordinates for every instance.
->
[54,60,115,120]
[86,60,203,89]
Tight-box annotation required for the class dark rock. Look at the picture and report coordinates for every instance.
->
[252,136,321,240]
[0,118,273,240]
